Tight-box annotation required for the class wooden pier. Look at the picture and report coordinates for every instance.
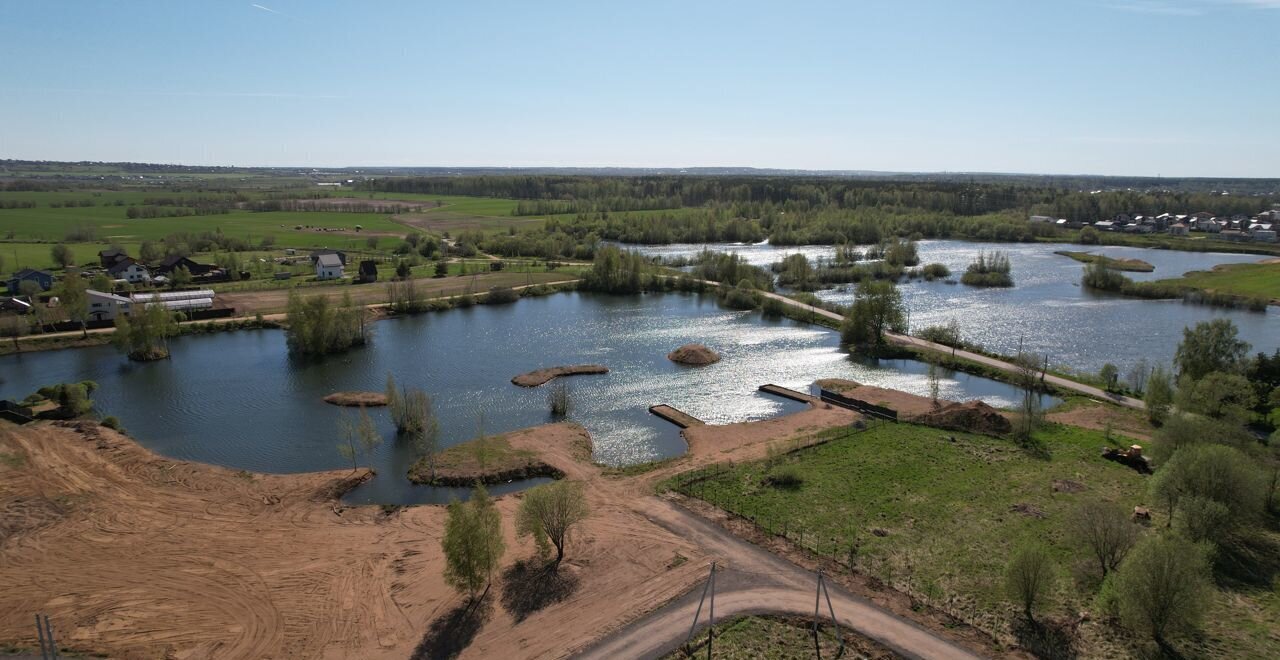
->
[758,384,817,404]
[648,404,704,428]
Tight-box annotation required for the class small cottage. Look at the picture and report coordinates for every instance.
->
[357,260,378,283]
[315,253,345,280]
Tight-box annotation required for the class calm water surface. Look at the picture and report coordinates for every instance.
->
[625,240,1279,373]
[0,292,1043,503]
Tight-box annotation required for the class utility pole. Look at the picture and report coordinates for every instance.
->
[682,562,717,658]
[811,572,844,659]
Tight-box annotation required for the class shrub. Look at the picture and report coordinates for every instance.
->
[764,465,804,489]
[960,251,1013,287]
[920,262,950,280]
[101,415,123,431]
[1114,536,1212,647]
[485,286,520,305]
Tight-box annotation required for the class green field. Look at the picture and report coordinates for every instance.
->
[669,422,1280,658]
[1153,261,1280,302]
[0,190,564,271]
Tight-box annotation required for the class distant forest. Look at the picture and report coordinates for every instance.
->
[364,175,1279,257]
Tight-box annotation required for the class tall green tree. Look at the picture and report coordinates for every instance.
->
[113,303,177,361]
[1149,443,1265,538]
[1174,319,1249,380]
[1144,364,1174,424]
[284,291,369,356]
[840,280,905,346]
[442,485,505,599]
[59,271,90,338]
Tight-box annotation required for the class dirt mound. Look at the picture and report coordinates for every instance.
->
[512,364,609,387]
[912,400,1011,435]
[322,391,388,407]
[667,344,721,366]
[1052,479,1086,493]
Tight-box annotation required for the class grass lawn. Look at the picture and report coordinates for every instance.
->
[0,241,142,271]
[669,421,1280,658]
[1151,261,1280,302]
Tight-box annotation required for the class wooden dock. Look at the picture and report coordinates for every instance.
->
[648,404,704,429]
[758,384,817,404]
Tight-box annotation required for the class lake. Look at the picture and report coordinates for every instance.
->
[0,291,1048,504]
[623,239,1279,374]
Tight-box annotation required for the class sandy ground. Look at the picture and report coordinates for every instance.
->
[1046,400,1154,441]
[1,398,1010,660]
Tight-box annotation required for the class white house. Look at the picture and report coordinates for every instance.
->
[87,289,132,321]
[107,259,151,284]
[315,253,344,280]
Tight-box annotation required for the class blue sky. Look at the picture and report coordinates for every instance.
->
[1,0,1277,176]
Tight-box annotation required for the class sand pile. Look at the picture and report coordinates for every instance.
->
[667,344,721,366]
[912,400,1012,435]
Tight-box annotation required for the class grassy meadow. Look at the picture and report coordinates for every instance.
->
[669,421,1280,658]
[1153,261,1280,302]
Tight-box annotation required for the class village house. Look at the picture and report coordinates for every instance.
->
[97,247,130,268]
[1169,222,1189,236]
[87,289,132,321]
[5,268,54,294]
[154,255,216,277]
[357,260,378,283]
[107,257,151,284]
[315,253,344,280]
[309,249,348,266]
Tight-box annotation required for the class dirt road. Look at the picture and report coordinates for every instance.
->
[577,497,985,660]
[756,290,1145,410]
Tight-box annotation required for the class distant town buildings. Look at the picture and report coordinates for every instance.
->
[1034,210,1278,242]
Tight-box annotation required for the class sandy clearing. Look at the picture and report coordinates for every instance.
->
[0,421,710,659]
[0,400,998,660]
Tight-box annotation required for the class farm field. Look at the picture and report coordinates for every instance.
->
[672,421,1280,659]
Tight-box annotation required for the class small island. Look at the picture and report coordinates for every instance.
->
[408,423,587,486]
[667,343,721,366]
[322,392,389,407]
[1055,250,1155,272]
[511,364,609,387]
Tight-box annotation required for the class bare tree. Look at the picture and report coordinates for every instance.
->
[926,357,941,406]
[1004,542,1055,622]
[1068,500,1139,577]
[1011,350,1044,444]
